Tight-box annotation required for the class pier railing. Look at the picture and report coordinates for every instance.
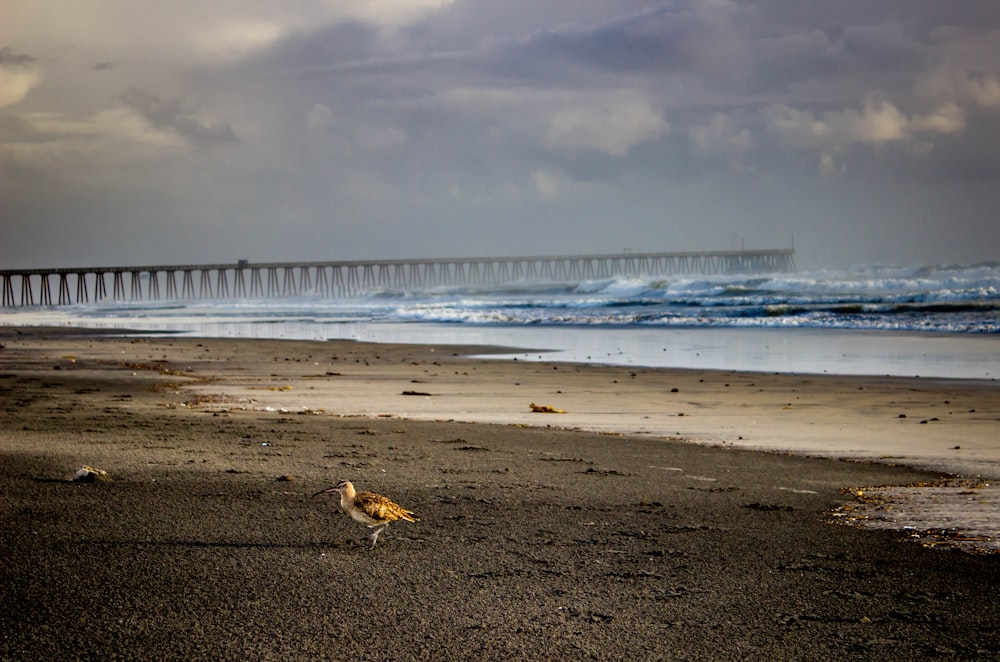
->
[1,249,795,308]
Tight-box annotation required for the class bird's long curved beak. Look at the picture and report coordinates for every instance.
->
[311,486,338,498]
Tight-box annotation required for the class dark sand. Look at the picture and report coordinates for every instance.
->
[1,329,998,660]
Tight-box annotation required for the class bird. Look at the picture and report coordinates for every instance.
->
[312,480,419,548]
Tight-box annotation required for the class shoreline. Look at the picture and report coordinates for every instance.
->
[3,327,999,658]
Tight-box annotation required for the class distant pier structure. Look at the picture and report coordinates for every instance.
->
[2,249,795,308]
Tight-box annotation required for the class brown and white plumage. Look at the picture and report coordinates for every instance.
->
[312,480,418,548]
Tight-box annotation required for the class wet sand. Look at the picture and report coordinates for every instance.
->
[2,328,998,660]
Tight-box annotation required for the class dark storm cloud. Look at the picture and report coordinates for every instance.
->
[745,24,937,101]
[511,6,713,75]
[0,46,38,66]
[121,87,240,148]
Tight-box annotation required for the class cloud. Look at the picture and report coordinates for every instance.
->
[545,99,668,156]
[764,98,966,153]
[190,20,288,60]
[911,103,966,134]
[488,1,750,84]
[0,46,37,66]
[3,107,186,181]
[915,67,1000,109]
[823,101,909,145]
[689,112,751,164]
[819,152,845,179]
[0,1,457,75]
[121,88,240,148]
[421,85,668,162]
[346,0,457,29]
[532,169,564,197]
[0,47,42,107]
[833,23,926,72]
[238,19,381,72]
[752,29,832,69]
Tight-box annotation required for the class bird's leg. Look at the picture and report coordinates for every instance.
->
[368,524,388,548]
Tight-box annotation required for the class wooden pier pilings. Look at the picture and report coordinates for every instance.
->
[1,249,795,308]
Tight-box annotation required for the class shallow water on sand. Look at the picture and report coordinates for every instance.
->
[6,313,997,379]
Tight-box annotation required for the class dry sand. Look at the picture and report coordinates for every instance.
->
[2,328,998,660]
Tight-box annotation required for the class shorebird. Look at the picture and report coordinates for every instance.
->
[312,480,419,548]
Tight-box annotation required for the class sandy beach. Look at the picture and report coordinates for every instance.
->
[2,328,998,660]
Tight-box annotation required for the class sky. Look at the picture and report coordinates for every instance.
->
[2,0,1000,271]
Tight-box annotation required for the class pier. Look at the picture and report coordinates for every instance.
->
[1,249,795,308]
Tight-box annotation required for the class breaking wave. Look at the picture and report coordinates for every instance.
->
[379,263,1000,333]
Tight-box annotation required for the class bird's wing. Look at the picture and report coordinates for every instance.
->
[356,492,418,522]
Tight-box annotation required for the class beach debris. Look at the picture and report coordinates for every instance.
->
[530,403,566,413]
[276,475,294,482]
[582,467,631,476]
[73,465,111,483]
[402,390,432,396]
[778,487,818,495]
[312,480,418,548]
[833,479,999,554]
